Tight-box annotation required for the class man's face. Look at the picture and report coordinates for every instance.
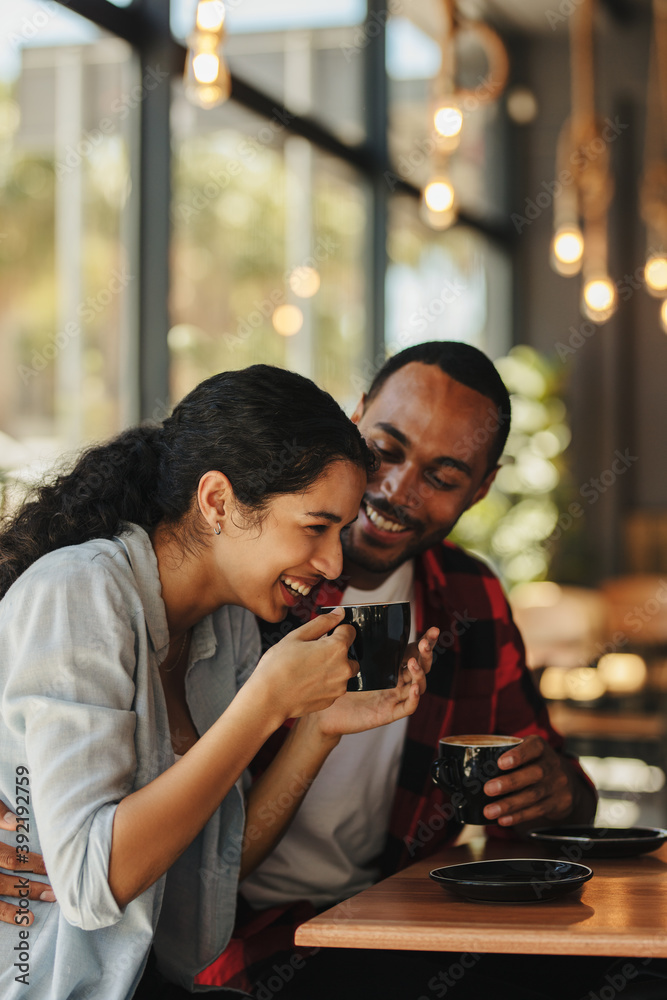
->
[343,362,500,576]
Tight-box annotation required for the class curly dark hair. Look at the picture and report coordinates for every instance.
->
[0,365,375,599]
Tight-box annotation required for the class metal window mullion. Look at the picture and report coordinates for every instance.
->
[364,0,389,370]
[132,0,175,419]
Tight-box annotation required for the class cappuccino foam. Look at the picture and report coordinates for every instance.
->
[442,735,522,748]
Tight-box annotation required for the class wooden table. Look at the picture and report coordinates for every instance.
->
[295,836,667,957]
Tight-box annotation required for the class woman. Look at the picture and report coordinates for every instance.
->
[0,366,428,1000]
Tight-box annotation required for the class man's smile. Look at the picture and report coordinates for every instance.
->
[357,498,423,543]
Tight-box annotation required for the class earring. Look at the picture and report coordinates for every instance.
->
[214,522,221,535]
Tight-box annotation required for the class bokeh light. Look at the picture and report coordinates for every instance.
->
[272,304,303,336]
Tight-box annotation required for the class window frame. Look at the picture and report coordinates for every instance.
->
[54,0,514,419]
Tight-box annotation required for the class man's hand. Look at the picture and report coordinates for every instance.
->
[0,798,55,925]
[482,735,594,828]
[0,800,17,832]
[0,845,55,926]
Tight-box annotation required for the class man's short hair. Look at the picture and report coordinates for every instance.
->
[365,341,512,470]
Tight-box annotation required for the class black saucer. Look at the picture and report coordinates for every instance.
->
[429,858,593,903]
[529,826,667,858]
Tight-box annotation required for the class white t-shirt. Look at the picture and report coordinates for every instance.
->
[241,561,416,910]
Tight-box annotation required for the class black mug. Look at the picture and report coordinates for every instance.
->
[431,735,523,825]
[320,602,411,691]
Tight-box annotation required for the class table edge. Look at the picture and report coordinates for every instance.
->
[294,921,667,957]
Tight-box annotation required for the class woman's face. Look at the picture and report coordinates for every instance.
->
[215,460,365,622]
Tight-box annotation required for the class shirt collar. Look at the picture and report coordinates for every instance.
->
[113,523,219,668]
[113,523,170,655]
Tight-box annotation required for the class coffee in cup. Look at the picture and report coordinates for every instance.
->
[431,735,523,825]
[320,602,410,691]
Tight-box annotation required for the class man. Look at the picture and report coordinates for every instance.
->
[198,341,597,997]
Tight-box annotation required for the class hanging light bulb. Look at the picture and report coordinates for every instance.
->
[424,176,455,213]
[185,30,230,109]
[551,225,585,276]
[185,1,230,110]
[582,275,617,323]
[196,0,225,32]
[420,174,457,231]
[661,298,667,333]
[645,255,667,297]
[434,103,463,138]
[432,101,463,153]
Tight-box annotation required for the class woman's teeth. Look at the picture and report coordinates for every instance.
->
[365,503,407,533]
[281,576,313,597]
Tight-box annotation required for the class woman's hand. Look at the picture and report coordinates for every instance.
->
[311,627,438,738]
[313,654,426,737]
[400,627,439,695]
[248,609,358,724]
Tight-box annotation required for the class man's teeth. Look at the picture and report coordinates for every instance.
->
[280,576,313,597]
[365,503,407,533]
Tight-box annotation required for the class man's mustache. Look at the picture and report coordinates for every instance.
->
[361,495,423,533]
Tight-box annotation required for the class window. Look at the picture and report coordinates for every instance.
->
[0,0,511,478]
[386,196,511,358]
[170,88,370,411]
[0,1,137,500]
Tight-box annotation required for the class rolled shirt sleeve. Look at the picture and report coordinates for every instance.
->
[2,552,143,930]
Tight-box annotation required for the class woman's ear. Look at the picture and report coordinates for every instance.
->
[197,471,234,535]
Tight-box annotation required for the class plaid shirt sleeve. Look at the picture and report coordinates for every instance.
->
[197,542,595,991]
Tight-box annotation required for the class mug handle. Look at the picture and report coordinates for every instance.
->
[431,757,457,791]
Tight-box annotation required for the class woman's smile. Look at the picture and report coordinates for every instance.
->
[210,460,366,622]
[279,574,318,598]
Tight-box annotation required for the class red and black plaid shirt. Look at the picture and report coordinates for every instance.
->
[197,541,593,992]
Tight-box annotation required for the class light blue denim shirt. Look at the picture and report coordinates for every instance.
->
[0,524,260,999]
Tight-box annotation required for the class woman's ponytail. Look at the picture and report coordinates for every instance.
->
[0,426,164,599]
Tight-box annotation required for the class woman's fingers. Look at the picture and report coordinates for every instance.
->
[418,628,440,674]
[293,608,346,641]
[402,657,427,695]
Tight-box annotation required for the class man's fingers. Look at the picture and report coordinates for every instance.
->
[484,781,551,819]
[494,796,562,827]
[497,735,544,770]
[0,898,34,926]
[0,801,16,832]
[484,763,546,797]
[0,872,54,900]
[0,844,47,876]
